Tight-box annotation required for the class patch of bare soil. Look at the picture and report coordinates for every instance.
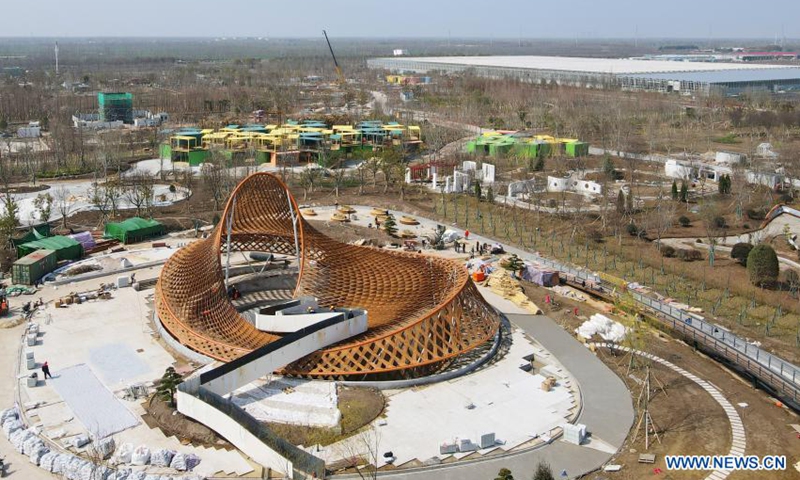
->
[522,283,800,479]
[6,184,50,194]
[145,395,231,449]
[308,219,394,246]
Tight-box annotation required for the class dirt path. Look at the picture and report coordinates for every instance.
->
[522,283,800,479]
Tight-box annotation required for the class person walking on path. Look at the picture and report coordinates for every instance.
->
[42,361,52,379]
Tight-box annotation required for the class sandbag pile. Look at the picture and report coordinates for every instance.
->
[151,449,175,468]
[1,408,23,439]
[1,405,204,480]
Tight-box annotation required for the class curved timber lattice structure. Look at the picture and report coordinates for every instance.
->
[155,172,500,378]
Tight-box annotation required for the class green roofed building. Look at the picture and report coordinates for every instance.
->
[104,217,165,244]
[17,235,84,261]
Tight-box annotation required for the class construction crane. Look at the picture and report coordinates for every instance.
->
[323,30,345,85]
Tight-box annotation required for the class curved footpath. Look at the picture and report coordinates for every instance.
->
[592,344,745,480]
[317,204,635,479]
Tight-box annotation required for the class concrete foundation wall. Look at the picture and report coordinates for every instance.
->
[177,389,295,478]
[203,313,368,395]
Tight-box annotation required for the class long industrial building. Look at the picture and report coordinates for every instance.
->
[367,55,800,96]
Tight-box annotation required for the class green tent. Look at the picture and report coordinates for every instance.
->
[104,217,165,244]
[17,235,83,261]
[11,224,51,249]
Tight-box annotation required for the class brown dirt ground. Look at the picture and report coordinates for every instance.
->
[145,395,232,449]
[523,283,800,479]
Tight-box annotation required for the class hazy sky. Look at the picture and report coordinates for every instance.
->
[3,0,799,39]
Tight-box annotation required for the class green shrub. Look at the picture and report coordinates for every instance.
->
[586,229,604,243]
[712,216,726,229]
[677,248,703,262]
[785,270,800,291]
[747,244,779,286]
[678,215,691,227]
[731,242,753,266]
[714,133,740,144]
[746,208,768,220]
[626,223,638,236]
[660,245,676,258]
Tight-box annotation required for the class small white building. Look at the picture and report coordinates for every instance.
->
[547,175,602,197]
[665,159,697,180]
[16,126,41,138]
[715,151,744,164]
[756,143,778,158]
[747,171,784,189]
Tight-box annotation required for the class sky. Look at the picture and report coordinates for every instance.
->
[3,0,799,39]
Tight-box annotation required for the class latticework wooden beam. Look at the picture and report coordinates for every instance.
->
[155,172,500,378]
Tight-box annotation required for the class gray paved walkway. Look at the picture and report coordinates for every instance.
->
[335,313,634,479]
[510,314,634,450]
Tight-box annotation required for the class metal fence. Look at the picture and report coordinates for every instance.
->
[531,252,800,407]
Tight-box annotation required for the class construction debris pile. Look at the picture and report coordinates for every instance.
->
[485,269,541,314]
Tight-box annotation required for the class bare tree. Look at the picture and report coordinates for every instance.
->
[651,192,677,249]
[202,158,231,211]
[53,186,74,229]
[298,166,322,201]
[106,181,123,218]
[89,182,110,222]
[124,172,155,216]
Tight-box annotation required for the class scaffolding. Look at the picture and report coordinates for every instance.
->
[98,92,133,124]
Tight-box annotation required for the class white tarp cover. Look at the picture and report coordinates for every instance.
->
[575,314,628,342]
[49,364,140,438]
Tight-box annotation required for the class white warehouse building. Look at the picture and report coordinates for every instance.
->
[368,55,800,96]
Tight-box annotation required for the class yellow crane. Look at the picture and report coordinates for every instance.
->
[323,30,345,84]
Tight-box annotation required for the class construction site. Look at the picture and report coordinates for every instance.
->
[3,11,800,480]
[161,120,422,167]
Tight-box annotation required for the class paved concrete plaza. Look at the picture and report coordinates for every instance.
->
[15,280,256,478]
[320,328,579,468]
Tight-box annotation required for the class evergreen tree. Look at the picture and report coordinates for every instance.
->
[671,180,678,200]
[747,244,779,287]
[602,155,615,179]
[626,191,634,213]
[494,468,514,480]
[718,176,725,194]
[502,254,524,276]
[382,214,398,237]
[532,462,555,480]
[0,193,20,246]
[486,186,495,204]
[616,190,625,214]
[474,180,482,200]
[532,155,545,172]
[156,367,183,408]
[679,182,689,203]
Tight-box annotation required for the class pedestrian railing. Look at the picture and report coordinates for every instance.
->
[528,251,800,409]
